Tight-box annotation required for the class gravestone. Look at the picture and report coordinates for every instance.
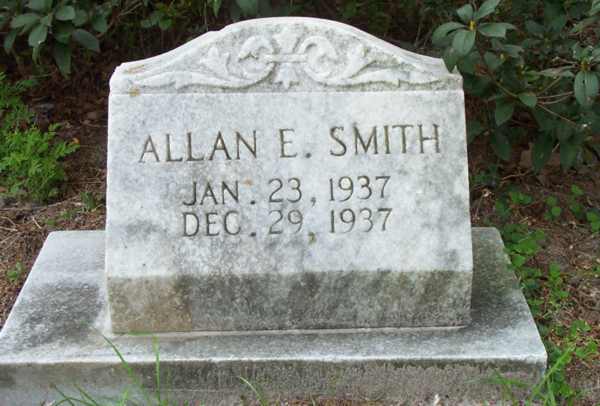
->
[106,17,472,333]
[0,18,546,405]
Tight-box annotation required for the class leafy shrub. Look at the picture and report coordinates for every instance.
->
[0,0,292,76]
[0,72,78,202]
[432,0,600,170]
[0,69,33,129]
[0,0,111,75]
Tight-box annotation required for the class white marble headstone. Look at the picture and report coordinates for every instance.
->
[106,17,472,333]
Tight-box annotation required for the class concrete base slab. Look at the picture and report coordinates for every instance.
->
[0,228,546,405]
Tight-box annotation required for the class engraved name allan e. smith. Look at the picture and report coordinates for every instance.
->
[138,123,442,163]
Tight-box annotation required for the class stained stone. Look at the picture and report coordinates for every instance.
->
[106,17,473,333]
[0,228,546,404]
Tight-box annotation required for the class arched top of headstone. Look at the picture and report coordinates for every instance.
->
[110,17,461,94]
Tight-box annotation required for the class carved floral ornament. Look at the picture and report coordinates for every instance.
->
[121,24,455,91]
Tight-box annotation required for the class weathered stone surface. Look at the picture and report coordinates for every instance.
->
[106,17,472,332]
[0,228,546,404]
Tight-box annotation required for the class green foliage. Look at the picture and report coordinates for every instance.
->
[5,261,24,282]
[545,263,569,315]
[0,71,34,130]
[501,222,546,311]
[494,187,533,221]
[508,189,533,205]
[537,320,599,403]
[493,321,597,405]
[499,223,599,403]
[471,163,500,188]
[0,72,77,202]
[566,183,600,232]
[0,123,78,201]
[1,0,109,75]
[494,183,599,404]
[568,184,586,219]
[80,190,101,212]
[587,209,600,231]
[433,0,600,170]
[0,0,295,75]
[544,196,562,221]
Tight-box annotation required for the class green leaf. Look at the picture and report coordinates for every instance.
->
[3,29,17,52]
[554,121,574,142]
[53,42,71,76]
[442,47,460,72]
[432,22,464,45]
[518,92,537,107]
[54,22,74,43]
[498,43,523,58]
[456,4,474,23]
[572,43,586,60]
[533,110,557,132]
[236,0,258,16]
[490,131,511,161]
[158,17,172,30]
[551,14,569,32]
[484,52,502,71]
[10,13,40,28]
[495,98,515,126]
[457,50,479,74]
[27,0,51,12]
[525,20,544,35]
[467,120,485,143]
[55,5,75,21]
[571,17,596,35]
[571,185,584,197]
[39,13,52,27]
[212,0,222,16]
[532,135,555,172]
[511,253,527,267]
[560,142,579,170]
[72,29,99,52]
[0,13,8,29]
[474,0,501,21]
[73,9,87,26]
[32,41,41,62]
[452,29,476,56]
[27,23,47,47]
[478,22,515,38]
[538,67,574,78]
[91,14,107,33]
[574,71,599,107]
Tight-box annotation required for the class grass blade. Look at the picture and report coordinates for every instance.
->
[74,384,102,406]
[239,376,269,406]
[102,335,154,405]
[153,337,161,404]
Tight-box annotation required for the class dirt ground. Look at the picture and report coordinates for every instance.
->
[0,60,599,405]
